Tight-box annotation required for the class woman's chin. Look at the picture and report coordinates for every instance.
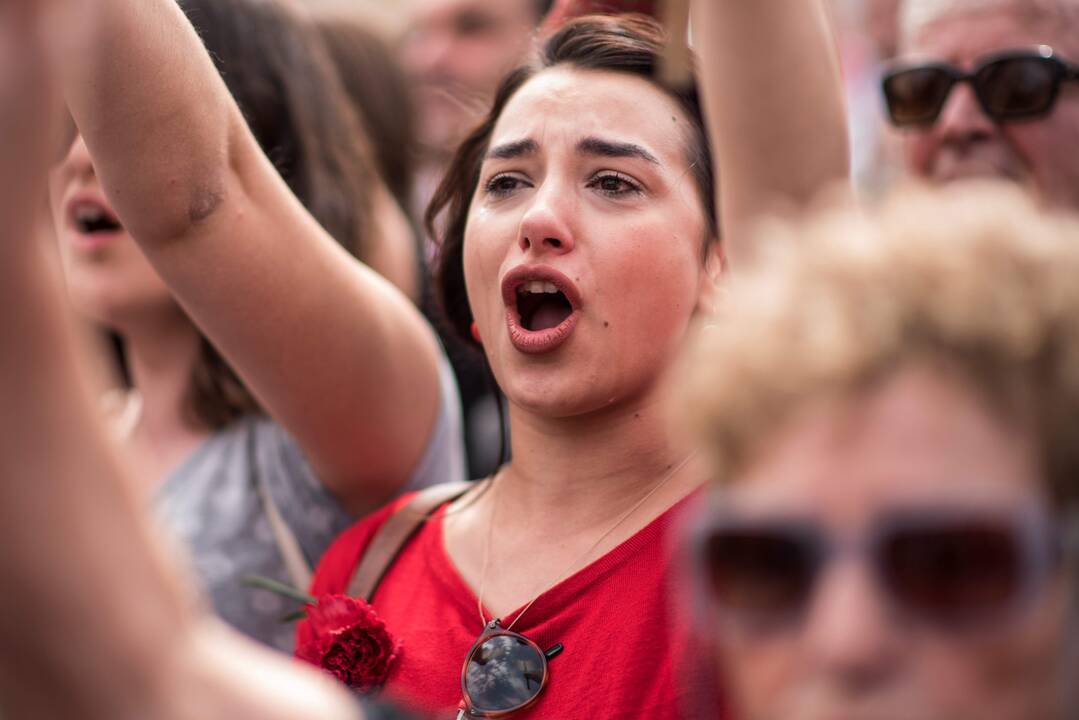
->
[504,377,639,422]
[503,383,599,420]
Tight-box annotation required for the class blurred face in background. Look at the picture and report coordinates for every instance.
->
[401,0,540,161]
[896,1,1079,208]
[49,135,179,330]
[698,366,1078,720]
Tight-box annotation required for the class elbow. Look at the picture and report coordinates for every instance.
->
[187,181,227,226]
[128,170,230,248]
[128,114,248,247]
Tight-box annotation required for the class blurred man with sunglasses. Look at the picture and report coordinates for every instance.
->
[681,185,1079,720]
[882,0,1079,208]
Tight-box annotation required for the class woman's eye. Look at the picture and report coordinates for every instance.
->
[484,174,529,197]
[588,172,642,197]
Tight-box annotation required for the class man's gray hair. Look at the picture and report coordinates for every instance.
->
[900,0,1079,47]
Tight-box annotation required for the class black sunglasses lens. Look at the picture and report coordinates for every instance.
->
[879,521,1023,624]
[464,634,546,713]
[977,57,1058,119]
[705,527,817,620]
[884,67,955,125]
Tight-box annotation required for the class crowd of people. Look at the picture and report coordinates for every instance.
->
[0,0,1077,719]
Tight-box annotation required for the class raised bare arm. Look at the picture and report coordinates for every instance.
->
[53,0,446,512]
[0,7,362,718]
[692,0,850,264]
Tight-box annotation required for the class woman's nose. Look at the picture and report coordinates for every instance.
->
[517,185,576,256]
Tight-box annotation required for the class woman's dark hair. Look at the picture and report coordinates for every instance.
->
[137,0,382,430]
[427,14,716,348]
[315,16,417,214]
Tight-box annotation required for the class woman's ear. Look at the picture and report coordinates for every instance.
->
[695,240,725,316]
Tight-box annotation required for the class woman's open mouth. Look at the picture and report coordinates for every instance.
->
[501,265,582,354]
[66,195,125,250]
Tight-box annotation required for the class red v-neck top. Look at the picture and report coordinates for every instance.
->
[297,489,717,719]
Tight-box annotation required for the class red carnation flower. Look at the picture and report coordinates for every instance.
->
[296,594,401,693]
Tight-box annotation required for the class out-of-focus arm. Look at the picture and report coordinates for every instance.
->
[0,7,361,718]
[692,0,850,263]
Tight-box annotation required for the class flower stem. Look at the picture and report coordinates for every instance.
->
[242,575,316,604]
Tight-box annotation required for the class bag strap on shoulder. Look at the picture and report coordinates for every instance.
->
[250,422,314,591]
[346,481,473,602]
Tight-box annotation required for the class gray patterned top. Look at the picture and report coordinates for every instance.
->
[154,359,465,652]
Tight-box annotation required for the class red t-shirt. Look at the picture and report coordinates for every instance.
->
[297,490,716,719]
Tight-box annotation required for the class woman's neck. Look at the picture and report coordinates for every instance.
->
[497,391,702,536]
[442,389,705,619]
[119,313,209,489]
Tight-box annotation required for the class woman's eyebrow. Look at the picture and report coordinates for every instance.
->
[577,136,659,165]
[485,137,661,165]
[486,138,538,160]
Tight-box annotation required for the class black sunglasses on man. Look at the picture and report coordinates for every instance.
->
[882,45,1079,127]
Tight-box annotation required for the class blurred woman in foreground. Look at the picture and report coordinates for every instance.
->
[683,185,1079,720]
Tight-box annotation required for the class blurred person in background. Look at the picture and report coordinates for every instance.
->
[316,9,505,478]
[683,185,1079,720]
[539,0,658,31]
[400,0,553,223]
[883,0,1079,208]
[48,0,464,653]
[315,13,422,302]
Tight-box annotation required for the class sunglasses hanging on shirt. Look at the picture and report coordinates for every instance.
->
[882,45,1079,127]
[455,454,695,718]
[458,622,563,718]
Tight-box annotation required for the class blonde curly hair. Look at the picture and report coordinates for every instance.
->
[682,183,1079,510]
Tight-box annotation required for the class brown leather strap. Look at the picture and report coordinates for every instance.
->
[347,481,473,601]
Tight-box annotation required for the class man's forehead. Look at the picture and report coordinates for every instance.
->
[900,0,1079,53]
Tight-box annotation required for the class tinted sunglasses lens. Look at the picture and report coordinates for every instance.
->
[976,56,1058,119]
[879,521,1023,623]
[884,67,955,125]
[704,527,817,620]
[464,634,546,713]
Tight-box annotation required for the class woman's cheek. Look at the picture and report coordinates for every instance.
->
[462,223,506,339]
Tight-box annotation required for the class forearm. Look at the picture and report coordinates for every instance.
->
[1,12,190,707]
[0,197,363,720]
[55,0,244,245]
[0,210,198,714]
[692,0,849,259]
